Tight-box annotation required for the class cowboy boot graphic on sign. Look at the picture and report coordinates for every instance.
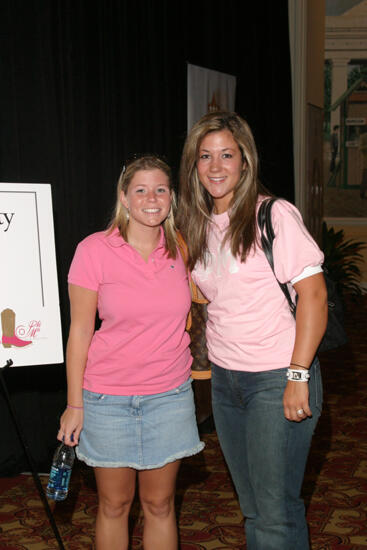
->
[1,308,32,348]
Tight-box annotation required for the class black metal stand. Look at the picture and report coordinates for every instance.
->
[0,359,65,550]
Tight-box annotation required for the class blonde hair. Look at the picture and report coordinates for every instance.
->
[177,111,269,270]
[108,155,177,259]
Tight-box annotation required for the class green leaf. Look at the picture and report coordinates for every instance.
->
[321,222,366,296]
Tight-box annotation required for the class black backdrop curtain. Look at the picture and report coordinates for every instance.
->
[0,0,294,475]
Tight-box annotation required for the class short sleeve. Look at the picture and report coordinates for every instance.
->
[271,200,324,284]
[68,237,102,291]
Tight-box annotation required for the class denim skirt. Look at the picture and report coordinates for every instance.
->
[76,378,204,469]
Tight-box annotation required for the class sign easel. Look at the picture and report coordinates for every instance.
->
[0,183,64,548]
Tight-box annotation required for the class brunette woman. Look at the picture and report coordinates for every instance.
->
[177,112,327,550]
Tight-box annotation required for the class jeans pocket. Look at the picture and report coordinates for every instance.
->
[175,378,192,394]
[83,389,106,403]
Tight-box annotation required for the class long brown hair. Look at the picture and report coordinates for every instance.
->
[108,155,177,258]
[177,111,268,270]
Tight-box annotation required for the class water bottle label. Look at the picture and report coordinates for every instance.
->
[47,466,72,490]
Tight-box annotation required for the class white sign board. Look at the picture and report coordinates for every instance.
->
[187,63,236,131]
[0,183,63,366]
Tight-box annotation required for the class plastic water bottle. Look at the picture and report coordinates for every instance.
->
[46,442,75,501]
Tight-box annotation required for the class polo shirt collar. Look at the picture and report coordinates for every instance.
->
[106,226,166,251]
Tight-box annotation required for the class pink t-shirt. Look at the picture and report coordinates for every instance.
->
[191,199,324,372]
[68,228,192,395]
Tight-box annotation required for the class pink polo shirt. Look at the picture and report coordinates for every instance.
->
[68,228,192,395]
[191,199,324,372]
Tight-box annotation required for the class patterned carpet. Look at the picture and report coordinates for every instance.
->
[0,297,366,549]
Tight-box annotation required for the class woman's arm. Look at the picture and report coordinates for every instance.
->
[283,272,328,422]
[57,284,98,446]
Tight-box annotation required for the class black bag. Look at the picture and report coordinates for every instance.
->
[257,198,347,353]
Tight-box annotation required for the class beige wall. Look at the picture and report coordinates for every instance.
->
[289,2,366,290]
[321,4,367,290]
[304,1,325,238]
[307,0,325,108]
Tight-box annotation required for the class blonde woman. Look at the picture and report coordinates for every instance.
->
[58,155,203,550]
[178,112,327,550]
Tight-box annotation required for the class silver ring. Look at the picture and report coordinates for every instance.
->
[296,408,304,416]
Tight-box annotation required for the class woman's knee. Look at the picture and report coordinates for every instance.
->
[98,493,134,520]
[140,493,175,518]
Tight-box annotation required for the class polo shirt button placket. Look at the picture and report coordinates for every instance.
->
[143,256,155,279]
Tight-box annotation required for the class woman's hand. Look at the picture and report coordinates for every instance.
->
[283,380,311,422]
[57,407,84,446]
[283,272,327,422]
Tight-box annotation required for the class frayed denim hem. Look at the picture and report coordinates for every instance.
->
[76,441,205,470]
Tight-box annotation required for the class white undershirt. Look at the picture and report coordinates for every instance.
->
[291,265,323,285]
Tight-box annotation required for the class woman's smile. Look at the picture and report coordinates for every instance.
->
[197,129,245,213]
[121,169,172,228]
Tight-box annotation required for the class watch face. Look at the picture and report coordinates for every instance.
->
[287,370,310,381]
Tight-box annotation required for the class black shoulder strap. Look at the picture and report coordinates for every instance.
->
[257,198,296,316]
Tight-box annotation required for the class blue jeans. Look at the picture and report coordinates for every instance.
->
[211,360,322,550]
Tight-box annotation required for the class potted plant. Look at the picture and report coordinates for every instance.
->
[321,222,366,298]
